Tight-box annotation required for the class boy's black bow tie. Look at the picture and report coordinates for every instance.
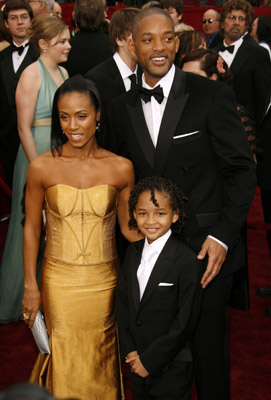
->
[138,85,164,104]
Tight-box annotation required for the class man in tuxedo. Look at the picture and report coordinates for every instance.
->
[0,0,38,188]
[65,0,112,77]
[214,0,271,128]
[85,7,140,116]
[111,7,256,400]
[202,9,223,49]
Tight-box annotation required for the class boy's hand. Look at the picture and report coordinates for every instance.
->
[126,350,138,366]
[130,356,149,377]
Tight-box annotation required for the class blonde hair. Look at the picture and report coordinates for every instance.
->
[27,15,68,53]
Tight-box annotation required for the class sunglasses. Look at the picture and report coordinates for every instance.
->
[202,18,216,24]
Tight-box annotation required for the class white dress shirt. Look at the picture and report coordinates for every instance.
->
[137,229,172,300]
[113,52,137,92]
[141,64,175,147]
[12,40,30,73]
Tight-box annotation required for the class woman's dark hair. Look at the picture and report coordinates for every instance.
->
[181,48,233,87]
[51,75,105,156]
[257,16,271,43]
[128,176,187,234]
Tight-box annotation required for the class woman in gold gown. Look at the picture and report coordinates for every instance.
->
[21,76,137,400]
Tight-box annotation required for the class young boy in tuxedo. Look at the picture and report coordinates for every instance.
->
[116,176,204,400]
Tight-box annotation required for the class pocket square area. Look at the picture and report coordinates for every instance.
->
[173,131,199,139]
[158,282,174,286]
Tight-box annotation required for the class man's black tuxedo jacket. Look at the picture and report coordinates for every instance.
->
[65,30,112,77]
[116,234,203,376]
[208,32,224,49]
[214,38,271,126]
[111,68,256,278]
[0,43,38,151]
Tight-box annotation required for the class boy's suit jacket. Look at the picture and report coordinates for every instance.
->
[116,234,204,377]
[111,67,256,280]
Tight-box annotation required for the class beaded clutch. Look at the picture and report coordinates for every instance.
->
[31,310,51,354]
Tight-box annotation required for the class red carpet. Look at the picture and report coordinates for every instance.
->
[0,188,270,399]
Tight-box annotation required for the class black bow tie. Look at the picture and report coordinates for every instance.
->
[138,85,164,104]
[11,42,30,56]
[220,44,235,54]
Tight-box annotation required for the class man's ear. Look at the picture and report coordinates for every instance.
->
[175,35,180,54]
[128,37,136,60]
[4,20,9,30]
[178,13,183,22]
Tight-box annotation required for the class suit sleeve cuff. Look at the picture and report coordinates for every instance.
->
[208,235,228,252]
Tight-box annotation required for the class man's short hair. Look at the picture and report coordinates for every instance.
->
[109,8,139,53]
[74,0,105,31]
[159,0,184,16]
[3,0,33,21]
[220,0,254,34]
[132,7,174,39]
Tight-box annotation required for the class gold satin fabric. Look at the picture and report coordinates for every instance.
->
[30,184,124,400]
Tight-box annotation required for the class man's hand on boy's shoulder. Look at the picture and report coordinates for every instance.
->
[126,351,149,377]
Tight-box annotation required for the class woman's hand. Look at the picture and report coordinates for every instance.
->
[22,286,41,328]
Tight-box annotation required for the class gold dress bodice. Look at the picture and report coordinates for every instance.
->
[30,185,123,400]
[45,184,118,265]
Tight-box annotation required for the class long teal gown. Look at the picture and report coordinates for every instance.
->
[0,58,66,323]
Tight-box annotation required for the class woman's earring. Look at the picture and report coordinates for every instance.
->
[96,122,100,132]
[62,130,65,135]
[43,49,47,53]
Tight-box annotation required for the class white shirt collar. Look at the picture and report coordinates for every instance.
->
[223,36,243,51]
[142,64,175,100]
[144,228,172,255]
[13,39,29,48]
[113,51,137,80]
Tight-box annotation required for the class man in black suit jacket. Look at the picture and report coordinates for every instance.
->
[214,0,271,128]
[65,0,112,77]
[111,7,256,400]
[0,0,38,188]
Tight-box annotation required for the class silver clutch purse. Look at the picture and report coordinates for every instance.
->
[31,310,51,354]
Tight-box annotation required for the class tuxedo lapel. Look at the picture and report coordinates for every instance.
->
[127,93,156,169]
[154,68,189,175]
[140,235,179,308]
[230,42,250,76]
[108,57,126,96]
[1,49,15,106]
[130,240,144,312]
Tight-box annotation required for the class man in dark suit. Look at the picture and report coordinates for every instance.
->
[85,7,140,123]
[214,0,271,128]
[111,7,256,400]
[0,0,38,188]
[65,0,112,77]
[202,9,223,49]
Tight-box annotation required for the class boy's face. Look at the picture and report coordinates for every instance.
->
[163,7,182,26]
[5,9,31,41]
[134,190,178,244]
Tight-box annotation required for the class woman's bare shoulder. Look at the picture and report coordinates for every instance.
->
[28,151,54,173]
[103,150,133,170]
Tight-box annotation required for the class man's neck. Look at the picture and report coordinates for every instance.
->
[117,48,136,72]
[13,37,27,46]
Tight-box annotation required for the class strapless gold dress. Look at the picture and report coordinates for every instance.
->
[30,184,124,400]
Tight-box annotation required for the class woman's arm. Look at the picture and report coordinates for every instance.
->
[22,157,45,327]
[117,158,143,243]
[16,62,41,162]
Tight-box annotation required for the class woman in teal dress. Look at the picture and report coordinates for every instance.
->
[0,15,70,323]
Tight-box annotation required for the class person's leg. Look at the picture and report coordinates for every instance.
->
[193,275,233,400]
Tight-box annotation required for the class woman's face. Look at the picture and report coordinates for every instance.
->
[45,28,71,63]
[250,18,258,42]
[58,91,100,149]
[182,60,208,77]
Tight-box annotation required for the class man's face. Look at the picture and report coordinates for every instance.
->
[163,7,182,26]
[53,3,62,19]
[5,9,31,42]
[129,14,179,87]
[202,10,220,36]
[221,9,247,44]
